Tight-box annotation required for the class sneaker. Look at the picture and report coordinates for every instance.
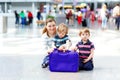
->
[41,63,48,68]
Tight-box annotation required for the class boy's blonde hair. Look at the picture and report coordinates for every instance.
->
[79,28,90,36]
[57,23,68,34]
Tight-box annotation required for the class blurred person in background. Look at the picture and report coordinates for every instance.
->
[100,4,108,30]
[27,11,33,25]
[112,4,120,30]
[14,10,19,26]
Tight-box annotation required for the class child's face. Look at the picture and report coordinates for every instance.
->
[58,31,66,38]
[80,32,90,41]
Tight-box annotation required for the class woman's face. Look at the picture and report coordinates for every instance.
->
[46,21,56,36]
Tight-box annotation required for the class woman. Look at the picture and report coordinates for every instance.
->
[100,4,108,30]
[41,18,57,68]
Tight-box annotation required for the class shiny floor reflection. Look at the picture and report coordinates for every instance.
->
[0,27,120,80]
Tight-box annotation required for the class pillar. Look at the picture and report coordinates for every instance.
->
[5,2,7,13]
[32,2,35,26]
[32,2,35,16]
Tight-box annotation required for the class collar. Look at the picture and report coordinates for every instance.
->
[81,39,90,44]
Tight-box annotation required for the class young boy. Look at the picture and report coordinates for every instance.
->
[52,23,71,51]
[42,23,71,68]
[73,28,95,70]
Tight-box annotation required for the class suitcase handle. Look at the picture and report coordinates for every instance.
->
[53,49,74,56]
[54,48,70,53]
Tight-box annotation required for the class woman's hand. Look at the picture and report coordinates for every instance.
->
[47,48,54,54]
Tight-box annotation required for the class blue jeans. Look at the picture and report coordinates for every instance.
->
[116,16,120,30]
[86,18,90,27]
[42,55,49,65]
[15,17,19,24]
[21,17,26,25]
[102,17,107,28]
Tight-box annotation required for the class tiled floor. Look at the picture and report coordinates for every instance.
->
[0,22,120,80]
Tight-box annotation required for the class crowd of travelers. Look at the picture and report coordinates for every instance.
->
[65,3,120,30]
[14,3,120,30]
[14,10,34,26]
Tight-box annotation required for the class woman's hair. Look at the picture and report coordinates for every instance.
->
[57,23,68,34]
[79,28,90,36]
[42,18,56,34]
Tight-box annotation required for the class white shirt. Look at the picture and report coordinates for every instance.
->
[40,33,54,52]
[112,6,120,17]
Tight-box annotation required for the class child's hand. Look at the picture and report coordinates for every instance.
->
[83,58,89,63]
[58,46,65,51]
[70,46,77,51]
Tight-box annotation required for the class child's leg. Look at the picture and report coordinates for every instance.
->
[43,55,49,64]
[79,58,84,70]
[83,60,94,71]
[42,55,49,68]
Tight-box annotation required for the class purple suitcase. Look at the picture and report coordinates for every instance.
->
[49,49,79,72]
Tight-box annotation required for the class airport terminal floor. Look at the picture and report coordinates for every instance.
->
[0,21,120,80]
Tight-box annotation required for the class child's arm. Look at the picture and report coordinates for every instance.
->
[83,49,94,63]
[70,46,78,51]
[58,40,72,51]
[58,45,66,51]
[65,40,72,50]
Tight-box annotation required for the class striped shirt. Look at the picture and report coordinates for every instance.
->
[76,40,95,59]
[53,35,70,48]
